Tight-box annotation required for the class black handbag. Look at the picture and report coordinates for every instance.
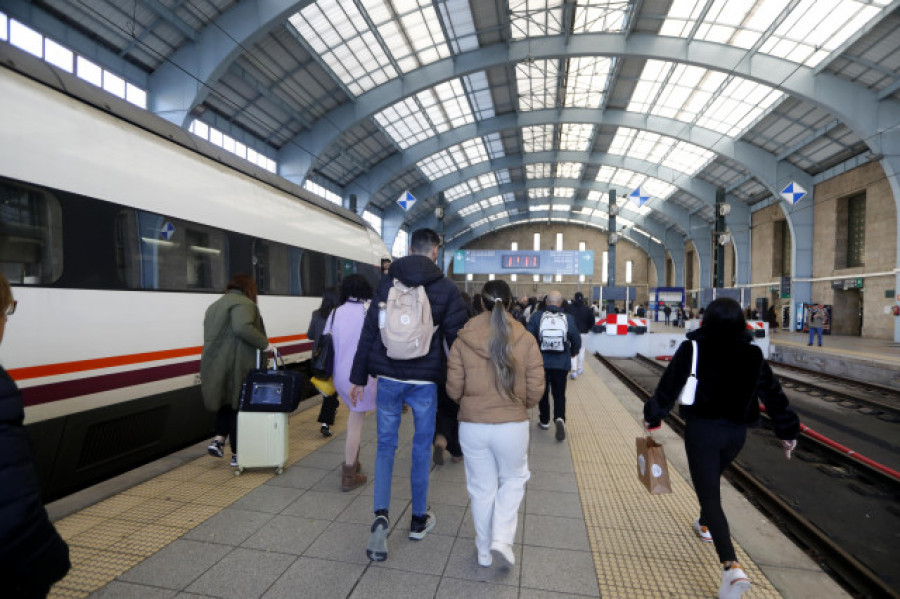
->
[240,349,305,412]
[311,312,335,379]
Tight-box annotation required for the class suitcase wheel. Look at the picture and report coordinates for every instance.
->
[234,468,243,477]
[275,467,283,475]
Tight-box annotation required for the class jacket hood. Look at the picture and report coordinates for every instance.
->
[455,311,527,359]
[388,255,443,287]
[687,326,752,344]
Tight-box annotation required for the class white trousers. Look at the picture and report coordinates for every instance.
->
[459,421,530,553]
[571,333,588,372]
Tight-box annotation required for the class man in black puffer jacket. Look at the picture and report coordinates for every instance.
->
[350,228,468,563]
[565,292,595,379]
[0,275,71,598]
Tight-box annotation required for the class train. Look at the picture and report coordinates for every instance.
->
[0,45,388,501]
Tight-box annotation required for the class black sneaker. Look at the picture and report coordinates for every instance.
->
[320,423,333,437]
[538,421,550,430]
[409,509,435,540]
[207,439,224,458]
[366,514,390,561]
[555,418,566,441]
[230,454,238,468]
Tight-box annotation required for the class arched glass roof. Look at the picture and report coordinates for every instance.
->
[4,0,898,249]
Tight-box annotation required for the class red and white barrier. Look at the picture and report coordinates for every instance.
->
[601,315,648,335]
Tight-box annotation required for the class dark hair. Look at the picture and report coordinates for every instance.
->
[470,293,484,317]
[340,274,373,304]
[573,292,584,302]
[315,286,341,319]
[0,273,12,315]
[226,274,258,303]
[481,280,517,400]
[701,298,747,340]
[409,228,440,256]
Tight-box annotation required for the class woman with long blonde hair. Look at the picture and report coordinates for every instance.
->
[446,280,545,568]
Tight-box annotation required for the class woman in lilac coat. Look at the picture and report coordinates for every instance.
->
[325,274,377,491]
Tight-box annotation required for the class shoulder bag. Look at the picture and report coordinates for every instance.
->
[677,340,698,405]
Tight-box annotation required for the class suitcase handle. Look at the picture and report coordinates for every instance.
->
[257,347,285,371]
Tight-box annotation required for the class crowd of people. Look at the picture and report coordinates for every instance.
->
[0,227,802,599]
[195,230,798,598]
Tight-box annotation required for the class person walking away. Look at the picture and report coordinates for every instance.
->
[0,275,71,598]
[565,292,594,379]
[643,298,799,599]
[201,274,273,468]
[527,290,581,442]
[807,304,826,346]
[308,286,342,437]
[663,304,672,325]
[350,228,468,562]
[766,305,778,335]
[326,275,376,491]
[446,281,544,568]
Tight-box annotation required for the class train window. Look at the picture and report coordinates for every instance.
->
[301,250,329,297]
[253,240,302,296]
[115,210,228,291]
[0,179,63,284]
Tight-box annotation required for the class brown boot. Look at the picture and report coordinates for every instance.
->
[341,463,367,492]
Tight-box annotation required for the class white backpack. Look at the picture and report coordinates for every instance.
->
[538,310,569,353]
[381,279,436,360]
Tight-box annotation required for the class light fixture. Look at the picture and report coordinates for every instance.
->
[718,232,732,245]
[609,204,619,216]
[718,204,731,216]
[609,232,619,244]
[434,206,445,220]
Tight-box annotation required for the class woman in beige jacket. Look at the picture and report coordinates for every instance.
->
[446,280,545,568]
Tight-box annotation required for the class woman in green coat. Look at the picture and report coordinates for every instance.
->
[201,274,272,466]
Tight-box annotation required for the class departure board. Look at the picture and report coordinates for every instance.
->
[454,250,593,275]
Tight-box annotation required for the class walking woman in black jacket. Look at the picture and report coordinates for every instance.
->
[643,298,799,599]
[0,274,71,597]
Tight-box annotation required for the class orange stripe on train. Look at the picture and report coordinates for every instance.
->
[8,334,307,381]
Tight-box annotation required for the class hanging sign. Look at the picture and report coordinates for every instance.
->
[780,182,807,205]
[397,191,416,211]
[629,187,649,207]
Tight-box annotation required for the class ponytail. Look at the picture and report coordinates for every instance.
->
[482,281,517,400]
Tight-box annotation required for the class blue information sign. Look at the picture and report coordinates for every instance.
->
[454,250,593,275]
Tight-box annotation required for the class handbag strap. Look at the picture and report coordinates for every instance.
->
[688,340,698,377]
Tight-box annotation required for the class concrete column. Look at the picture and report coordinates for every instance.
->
[381,207,406,257]
[879,130,900,343]
[664,229,685,287]
[728,196,752,286]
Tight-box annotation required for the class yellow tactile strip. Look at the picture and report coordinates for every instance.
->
[49,400,347,598]
[566,368,782,598]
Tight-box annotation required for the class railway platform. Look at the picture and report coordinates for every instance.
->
[45,358,847,598]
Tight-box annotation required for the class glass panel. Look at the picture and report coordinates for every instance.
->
[44,39,73,73]
[661,0,890,67]
[517,60,558,111]
[103,71,126,99]
[0,12,7,41]
[522,125,553,153]
[375,78,475,149]
[362,210,383,234]
[76,56,102,87]
[115,210,228,291]
[564,56,613,108]
[10,19,42,58]
[560,123,593,151]
[509,0,564,39]
[0,179,63,284]
[608,128,714,176]
[847,193,865,267]
[254,240,303,296]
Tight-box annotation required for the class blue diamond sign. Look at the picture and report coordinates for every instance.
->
[629,186,649,207]
[160,221,176,241]
[780,181,807,205]
[397,191,416,211]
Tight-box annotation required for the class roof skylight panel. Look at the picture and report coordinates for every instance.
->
[628,60,784,137]
[661,0,891,68]
[464,71,496,120]
[551,204,570,211]
[290,3,396,97]
[509,0,564,39]
[374,79,475,149]
[560,123,594,151]
[495,169,512,185]
[517,60,559,111]
[555,163,583,179]
[485,195,504,206]
[417,149,457,180]
[470,173,499,194]
[459,203,480,217]
[445,182,471,202]
[378,0,449,72]
[609,128,715,176]
[530,204,551,212]
[484,133,505,159]
[573,1,629,33]
[457,138,490,166]
[523,125,554,153]
[526,163,553,179]
[440,0,478,52]
[564,56,613,108]
[553,187,575,198]
[529,188,551,199]
[661,141,716,175]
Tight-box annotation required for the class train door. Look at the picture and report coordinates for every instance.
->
[832,289,862,336]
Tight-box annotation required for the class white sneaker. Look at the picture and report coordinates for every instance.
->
[477,552,492,567]
[718,564,750,599]
[693,518,713,542]
[577,368,584,376]
[490,542,515,567]
[555,418,566,441]
[538,421,550,430]
[569,371,578,379]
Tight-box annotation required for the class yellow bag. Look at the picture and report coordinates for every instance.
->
[310,376,336,397]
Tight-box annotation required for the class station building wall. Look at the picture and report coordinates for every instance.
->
[810,162,896,339]
[452,223,657,308]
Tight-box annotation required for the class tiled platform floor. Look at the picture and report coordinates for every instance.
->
[46,356,847,598]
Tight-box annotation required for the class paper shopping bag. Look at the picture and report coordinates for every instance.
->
[636,436,672,495]
[310,376,336,397]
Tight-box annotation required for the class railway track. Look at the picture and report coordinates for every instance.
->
[597,353,900,599]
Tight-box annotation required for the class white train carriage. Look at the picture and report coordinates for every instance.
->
[0,48,387,500]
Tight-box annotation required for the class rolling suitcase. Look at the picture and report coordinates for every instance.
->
[235,349,302,475]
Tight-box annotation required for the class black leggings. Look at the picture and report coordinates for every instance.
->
[538,368,569,423]
[684,418,746,563]
[214,406,238,454]
[317,393,340,426]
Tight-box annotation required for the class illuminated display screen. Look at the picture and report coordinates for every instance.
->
[501,253,540,269]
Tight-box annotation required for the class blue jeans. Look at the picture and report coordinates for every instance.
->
[809,326,823,345]
[373,378,437,517]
